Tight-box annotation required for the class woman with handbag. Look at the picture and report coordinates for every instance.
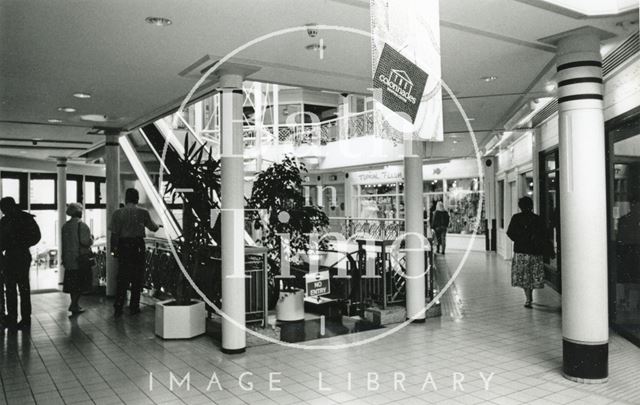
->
[61,203,94,314]
[507,197,549,308]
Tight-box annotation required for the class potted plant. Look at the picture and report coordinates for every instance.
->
[248,156,329,321]
[155,140,221,339]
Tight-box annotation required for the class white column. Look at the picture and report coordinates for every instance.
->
[56,158,67,286]
[220,73,246,353]
[339,94,349,140]
[105,133,120,296]
[253,82,263,171]
[404,140,426,322]
[272,84,279,145]
[554,28,608,383]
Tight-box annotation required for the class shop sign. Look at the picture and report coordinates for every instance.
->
[373,44,428,124]
[352,167,403,184]
[305,271,331,298]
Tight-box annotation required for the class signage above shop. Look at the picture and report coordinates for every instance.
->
[352,167,403,184]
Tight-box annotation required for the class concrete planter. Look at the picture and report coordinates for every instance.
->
[155,299,206,339]
[276,288,305,322]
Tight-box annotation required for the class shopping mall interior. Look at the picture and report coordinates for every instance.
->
[1,0,640,404]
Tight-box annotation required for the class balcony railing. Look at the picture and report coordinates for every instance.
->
[173,109,407,151]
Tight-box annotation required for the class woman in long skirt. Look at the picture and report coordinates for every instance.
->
[507,197,546,308]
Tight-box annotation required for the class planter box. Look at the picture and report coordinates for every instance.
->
[155,299,206,339]
[276,289,305,322]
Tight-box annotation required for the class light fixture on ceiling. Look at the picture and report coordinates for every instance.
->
[305,43,327,51]
[58,106,76,113]
[48,119,62,124]
[80,114,108,122]
[73,92,91,99]
[481,76,498,82]
[544,81,557,93]
[145,16,172,26]
[465,117,475,121]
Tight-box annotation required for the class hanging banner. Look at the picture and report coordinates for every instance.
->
[370,0,443,141]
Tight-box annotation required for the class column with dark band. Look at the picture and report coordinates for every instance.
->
[555,29,608,383]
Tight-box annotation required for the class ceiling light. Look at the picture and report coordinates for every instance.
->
[58,106,76,113]
[73,92,91,99]
[465,117,475,121]
[48,119,62,124]
[544,81,556,93]
[145,16,172,26]
[481,76,498,82]
[305,43,327,51]
[80,114,108,122]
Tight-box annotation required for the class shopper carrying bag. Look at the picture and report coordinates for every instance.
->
[61,203,94,314]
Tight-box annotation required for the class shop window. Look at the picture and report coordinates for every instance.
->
[1,172,28,209]
[445,178,485,234]
[85,176,106,209]
[497,180,505,228]
[29,173,56,210]
[520,172,534,197]
[607,109,640,346]
[539,149,561,292]
[67,174,83,203]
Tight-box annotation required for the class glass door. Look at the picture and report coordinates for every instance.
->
[607,110,640,346]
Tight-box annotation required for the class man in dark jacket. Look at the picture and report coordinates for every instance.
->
[0,197,41,329]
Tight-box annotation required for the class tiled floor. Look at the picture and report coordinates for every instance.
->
[1,251,639,404]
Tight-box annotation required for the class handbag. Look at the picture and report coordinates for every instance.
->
[77,222,96,269]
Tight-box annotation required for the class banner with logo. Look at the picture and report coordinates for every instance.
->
[370,0,443,142]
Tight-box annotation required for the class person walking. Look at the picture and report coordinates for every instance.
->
[0,197,41,329]
[61,203,94,314]
[110,188,160,316]
[432,201,450,254]
[507,196,547,308]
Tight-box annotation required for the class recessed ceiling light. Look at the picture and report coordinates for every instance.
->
[481,76,498,82]
[58,106,76,113]
[48,119,62,124]
[544,81,557,93]
[80,114,108,122]
[465,117,476,121]
[305,43,327,51]
[145,16,172,26]
[452,140,459,144]
[73,92,91,99]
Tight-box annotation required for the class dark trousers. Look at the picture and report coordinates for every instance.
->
[114,238,145,310]
[3,250,32,323]
[435,229,447,253]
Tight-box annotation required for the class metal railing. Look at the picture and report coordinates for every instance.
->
[142,237,269,327]
[356,238,435,310]
[328,217,408,240]
[173,109,407,150]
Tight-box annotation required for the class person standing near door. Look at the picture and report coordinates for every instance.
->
[0,197,41,329]
[110,188,160,316]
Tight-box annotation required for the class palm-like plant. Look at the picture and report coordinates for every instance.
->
[162,139,221,305]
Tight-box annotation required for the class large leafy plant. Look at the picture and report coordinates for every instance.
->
[248,156,329,289]
[162,139,221,305]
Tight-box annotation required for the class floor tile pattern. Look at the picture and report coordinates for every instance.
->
[1,251,639,404]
